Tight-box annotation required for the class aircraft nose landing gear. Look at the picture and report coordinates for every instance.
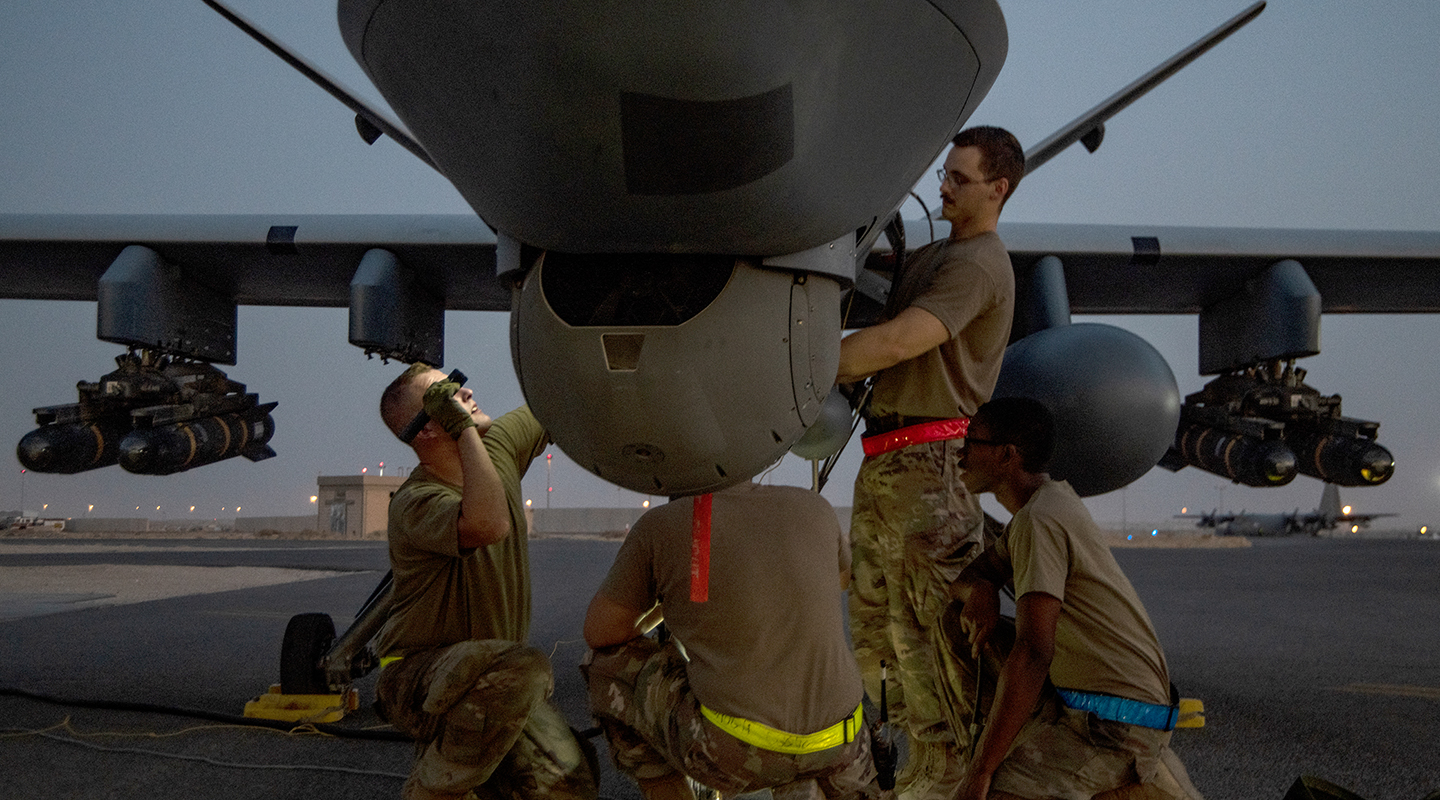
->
[246,572,393,723]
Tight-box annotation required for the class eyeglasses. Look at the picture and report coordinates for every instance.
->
[936,168,993,188]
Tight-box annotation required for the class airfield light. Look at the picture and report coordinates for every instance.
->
[236,507,241,512]
[1343,505,1353,515]
[310,495,317,503]
[525,499,532,508]
[642,499,650,509]
[1126,534,1133,540]
[1151,529,1158,536]
[1181,507,1188,514]
[87,504,93,513]
[1422,526,1429,535]
[1351,524,1360,533]
[362,467,368,474]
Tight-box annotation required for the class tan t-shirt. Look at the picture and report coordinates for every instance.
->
[995,479,1171,706]
[598,482,863,734]
[376,406,548,656]
[868,231,1014,419]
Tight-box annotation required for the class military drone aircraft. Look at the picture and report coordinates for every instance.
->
[7,0,1440,697]
[2,0,1437,510]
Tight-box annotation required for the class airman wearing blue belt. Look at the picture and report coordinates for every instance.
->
[947,397,1204,800]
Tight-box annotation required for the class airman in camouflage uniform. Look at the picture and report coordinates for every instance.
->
[378,641,596,799]
[584,637,877,800]
[375,366,597,800]
[848,438,990,793]
[946,398,1204,800]
[583,483,876,800]
[837,127,1023,800]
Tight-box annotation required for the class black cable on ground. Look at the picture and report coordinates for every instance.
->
[0,685,410,741]
[3,684,656,800]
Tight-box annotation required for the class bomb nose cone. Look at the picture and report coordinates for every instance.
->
[1357,444,1395,485]
[16,422,123,474]
[1257,440,1299,485]
[117,436,159,473]
[17,429,61,472]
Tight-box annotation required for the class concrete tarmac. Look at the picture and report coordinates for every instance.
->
[1,536,1437,800]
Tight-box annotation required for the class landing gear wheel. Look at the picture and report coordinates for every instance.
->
[280,612,335,694]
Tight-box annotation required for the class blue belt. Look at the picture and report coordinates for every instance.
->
[1057,688,1179,731]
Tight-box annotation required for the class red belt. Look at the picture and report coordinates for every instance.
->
[862,417,969,458]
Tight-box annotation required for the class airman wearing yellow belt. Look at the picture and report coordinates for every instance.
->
[583,482,880,800]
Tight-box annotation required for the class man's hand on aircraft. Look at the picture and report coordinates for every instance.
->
[423,380,478,439]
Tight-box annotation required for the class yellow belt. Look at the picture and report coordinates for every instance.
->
[700,703,862,755]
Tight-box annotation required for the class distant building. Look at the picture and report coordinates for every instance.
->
[527,503,854,537]
[315,475,406,539]
[233,516,312,534]
[64,517,149,533]
[0,514,66,532]
[530,507,644,537]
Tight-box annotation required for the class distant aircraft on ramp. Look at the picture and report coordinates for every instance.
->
[1177,483,1395,537]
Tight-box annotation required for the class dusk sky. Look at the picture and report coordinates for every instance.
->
[1,1,1437,530]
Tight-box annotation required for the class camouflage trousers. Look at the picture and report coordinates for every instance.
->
[582,637,880,800]
[376,640,598,800]
[936,604,1205,800]
[849,438,986,799]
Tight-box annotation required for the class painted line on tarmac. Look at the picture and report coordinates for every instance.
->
[1331,683,1440,700]
[0,564,355,621]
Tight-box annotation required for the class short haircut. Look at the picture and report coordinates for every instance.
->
[380,362,434,439]
[972,396,1055,473]
[952,126,1025,205]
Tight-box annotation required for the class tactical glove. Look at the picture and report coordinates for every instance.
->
[422,380,478,439]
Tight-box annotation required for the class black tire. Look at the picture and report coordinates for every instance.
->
[280,612,335,694]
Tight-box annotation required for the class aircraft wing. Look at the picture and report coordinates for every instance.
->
[1175,512,1234,526]
[846,220,1440,330]
[11,213,1440,316]
[5,212,1434,493]
[1341,513,1399,524]
[0,213,505,310]
[1002,222,1440,315]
